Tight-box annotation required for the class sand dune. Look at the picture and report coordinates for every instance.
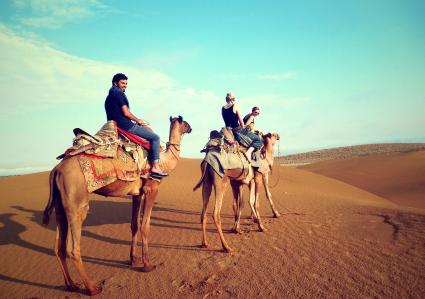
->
[0,149,425,298]
[301,151,425,209]
[282,143,425,166]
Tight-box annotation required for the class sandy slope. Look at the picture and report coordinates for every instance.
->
[300,151,425,209]
[282,143,425,166]
[0,152,425,298]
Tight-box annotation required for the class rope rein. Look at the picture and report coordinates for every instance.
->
[269,138,281,189]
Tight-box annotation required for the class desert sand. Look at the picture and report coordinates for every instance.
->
[1,145,425,298]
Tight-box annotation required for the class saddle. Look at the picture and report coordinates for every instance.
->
[201,128,240,154]
[58,121,150,156]
[201,128,270,175]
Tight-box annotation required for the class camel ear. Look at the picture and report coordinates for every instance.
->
[178,115,183,123]
[169,116,173,122]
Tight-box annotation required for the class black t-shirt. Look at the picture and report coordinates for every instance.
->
[243,114,254,125]
[104,85,134,130]
[222,105,239,128]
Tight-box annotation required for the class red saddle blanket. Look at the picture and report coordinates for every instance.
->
[117,126,151,150]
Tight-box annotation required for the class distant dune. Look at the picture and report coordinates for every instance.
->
[0,144,425,298]
[301,151,425,210]
[281,143,425,166]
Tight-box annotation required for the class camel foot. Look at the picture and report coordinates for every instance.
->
[273,212,281,218]
[200,243,209,248]
[231,227,242,234]
[222,247,235,254]
[87,281,103,296]
[130,257,143,267]
[258,226,267,232]
[140,263,157,272]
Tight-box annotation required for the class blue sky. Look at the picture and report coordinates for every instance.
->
[0,0,424,175]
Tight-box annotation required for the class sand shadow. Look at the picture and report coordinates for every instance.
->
[0,213,53,256]
[12,201,205,228]
[0,273,63,292]
[4,202,237,267]
[7,202,213,253]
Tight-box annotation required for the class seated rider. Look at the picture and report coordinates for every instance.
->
[104,73,168,177]
[243,106,262,134]
[221,92,262,162]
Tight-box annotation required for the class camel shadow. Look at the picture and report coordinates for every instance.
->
[5,201,215,256]
[12,201,204,228]
[0,213,52,256]
[12,200,228,237]
[0,273,65,293]
[1,201,236,271]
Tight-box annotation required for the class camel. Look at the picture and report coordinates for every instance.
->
[42,116,192,296]
[193,132,279,253]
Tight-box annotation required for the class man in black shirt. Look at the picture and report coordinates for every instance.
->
[105,73,167,176]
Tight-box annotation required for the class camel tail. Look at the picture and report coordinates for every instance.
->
[193,161,208,191]
[43,169,58,225]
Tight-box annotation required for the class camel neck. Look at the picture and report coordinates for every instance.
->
[160,125,182,172]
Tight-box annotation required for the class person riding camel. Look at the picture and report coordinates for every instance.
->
[243,106,262,134]
[104,73,168,177]
[221,92,262,162]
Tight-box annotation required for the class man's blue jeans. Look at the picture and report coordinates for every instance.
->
[128,124,160,163]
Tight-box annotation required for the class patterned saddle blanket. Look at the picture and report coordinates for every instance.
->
[78,147,149,192]
[58,121,155,192]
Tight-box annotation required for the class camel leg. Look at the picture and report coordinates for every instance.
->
[231,181,238,231]
[200,176,212,248]
[263,173,280,218]
[212,175,234,253]
[67,205,102,295]
[130,194,143,266]
[139,180,159,272]
[230,181,243,234]
[254,173,266,232]
[56,169,102,296]
[54,204,79,292]
[248,179,258,221]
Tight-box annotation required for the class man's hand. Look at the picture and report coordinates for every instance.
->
[136,118,146,125]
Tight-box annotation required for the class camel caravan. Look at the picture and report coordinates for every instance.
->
[42,74,280,296]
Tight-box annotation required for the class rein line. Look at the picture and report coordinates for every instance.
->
[166,141,181,160]
[269,139,281,189]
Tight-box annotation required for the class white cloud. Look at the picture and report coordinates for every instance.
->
[0,24,176,114]
[257,71,296,81]
[12,0,112,28]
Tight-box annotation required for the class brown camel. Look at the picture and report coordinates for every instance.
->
[193,132,279,253]
[42,116,192,296]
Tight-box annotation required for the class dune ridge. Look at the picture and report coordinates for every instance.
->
[281,143,425,166]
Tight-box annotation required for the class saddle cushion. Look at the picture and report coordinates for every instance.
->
[117,126,151,150]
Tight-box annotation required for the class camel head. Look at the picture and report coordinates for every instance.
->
[262,132,280,168]
[169,115,192,135]
[263,132,280,146]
